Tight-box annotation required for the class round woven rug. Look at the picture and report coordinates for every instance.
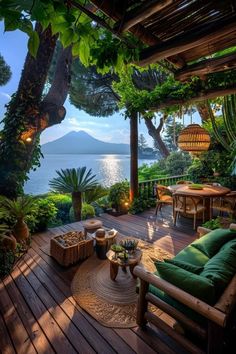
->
[71,238,171,328]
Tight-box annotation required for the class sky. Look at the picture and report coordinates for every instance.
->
[0,21,200,146]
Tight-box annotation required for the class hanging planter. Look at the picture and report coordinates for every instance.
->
[177,124,210,156]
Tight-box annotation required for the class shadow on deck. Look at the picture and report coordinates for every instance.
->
[0,207,199,354]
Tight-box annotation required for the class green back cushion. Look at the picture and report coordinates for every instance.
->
[155,261,215,305]
[220,238,236,252]
[164,259,203,274]
[174,245,209,267]
[191,228,236,258]
[200,248,236,297]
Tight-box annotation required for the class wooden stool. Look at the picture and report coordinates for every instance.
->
[83,219,103,236]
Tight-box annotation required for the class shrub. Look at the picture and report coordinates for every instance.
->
[84,185,108,204]
[26,198,58,232]
[69,203,95,222]
[108,181,130,212]
[46,194,72,224]
[129,196,156,214]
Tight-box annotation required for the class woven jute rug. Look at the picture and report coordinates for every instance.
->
[71,237,171,328]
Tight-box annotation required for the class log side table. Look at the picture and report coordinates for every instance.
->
[106,249,142,281]
[83,219,103,236]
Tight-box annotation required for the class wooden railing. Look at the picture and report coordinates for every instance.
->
[138,174,191,198]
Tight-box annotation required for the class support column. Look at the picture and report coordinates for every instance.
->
[130,111,139,202]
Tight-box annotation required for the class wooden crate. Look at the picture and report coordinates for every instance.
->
[50,231,94,266]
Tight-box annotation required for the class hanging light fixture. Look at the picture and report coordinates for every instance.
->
[178,124,210,156]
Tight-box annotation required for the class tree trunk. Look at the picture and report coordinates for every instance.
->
[144,115,170,158]
[130,112,139,202]
[0,23,72,198]
[196,101,210,122]
[72,191,82,221]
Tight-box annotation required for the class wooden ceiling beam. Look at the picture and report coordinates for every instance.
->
[138,16,236,66]
[148,85,236,111]
[114,0,173,32]
[90,0,185,68]
[175,52,236,81]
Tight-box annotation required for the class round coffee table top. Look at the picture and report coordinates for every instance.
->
[106,249,142,267]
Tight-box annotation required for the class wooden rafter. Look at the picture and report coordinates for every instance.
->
[175,52,236,81]
[138,15,236,66]
[114,0,173,32]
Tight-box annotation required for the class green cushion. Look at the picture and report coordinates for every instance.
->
[220,238,236,252]
[164,259,203,274]
[191,228,236,258]
[174,245,209,267]
[155,261,216,305]
[200,248,236,297]
[149,273,205,325]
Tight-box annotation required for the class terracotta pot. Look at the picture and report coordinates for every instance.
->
[13,218,29,241]
[1,234,17,251]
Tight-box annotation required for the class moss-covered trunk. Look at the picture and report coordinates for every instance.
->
[0,23,72,198]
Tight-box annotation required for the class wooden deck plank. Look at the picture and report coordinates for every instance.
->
[2,273,54,354]
[0,280,37,354]
[0,311,16,354]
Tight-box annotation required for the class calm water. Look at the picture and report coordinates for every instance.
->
[24,154,156,195]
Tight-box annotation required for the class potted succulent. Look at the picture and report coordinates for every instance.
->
[119,239,138,253]
[1,196,36,242]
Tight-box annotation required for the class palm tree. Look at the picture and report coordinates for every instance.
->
[49,167,98,221]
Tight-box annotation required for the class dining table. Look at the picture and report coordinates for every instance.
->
[168,184,231,220]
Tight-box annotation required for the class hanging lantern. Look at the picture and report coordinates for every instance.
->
[178,124,210,156]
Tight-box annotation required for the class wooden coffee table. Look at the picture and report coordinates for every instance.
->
[106,249,142,281]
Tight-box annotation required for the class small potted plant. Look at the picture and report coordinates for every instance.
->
[119,239,138,254]
[1,196,36,242]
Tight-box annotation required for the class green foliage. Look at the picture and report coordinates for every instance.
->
[49,167,98,193]
[163,117,184,151]
[46,194,72,224]
[202,217,227,230]
[129,188,156,214]
[0,53,12,85]
[138,162,167,181]
[164,151,192,176]
[26,198,57,232]
[69,203,95,222]
[84,185,108,204]
[0,195,37,219]
[108,181,130,212]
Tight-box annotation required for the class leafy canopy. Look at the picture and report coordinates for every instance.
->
[0,53,12,86]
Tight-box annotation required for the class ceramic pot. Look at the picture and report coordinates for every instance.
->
[1,234,17,251]
[13,218,29,241]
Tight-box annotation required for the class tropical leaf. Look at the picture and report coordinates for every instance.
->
[0,195,37,219]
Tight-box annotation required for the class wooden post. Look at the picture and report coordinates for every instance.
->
[137,279,149,327]
[130,112,139,202]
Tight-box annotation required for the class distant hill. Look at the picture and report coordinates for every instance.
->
[41,131,130,155]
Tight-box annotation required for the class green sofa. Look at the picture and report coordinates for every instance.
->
[134,224,236,354]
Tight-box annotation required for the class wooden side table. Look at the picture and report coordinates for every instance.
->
[106,249,142,281]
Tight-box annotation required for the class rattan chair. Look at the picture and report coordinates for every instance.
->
[173,194,206,230]
[212,191,236,218]
[155,185,173,215]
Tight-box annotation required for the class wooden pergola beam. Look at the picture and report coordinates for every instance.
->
[90,0,185,68]
[138,16,236,66]
[175,52,236,81]
[148,85,236,111]
[115,0,173,32]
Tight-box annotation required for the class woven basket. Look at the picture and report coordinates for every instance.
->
[50,231,94,266]
[178,124,210,154]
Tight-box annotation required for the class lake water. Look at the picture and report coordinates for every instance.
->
[24,154,156,195]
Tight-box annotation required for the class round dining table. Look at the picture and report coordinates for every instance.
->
[168,184,230,220]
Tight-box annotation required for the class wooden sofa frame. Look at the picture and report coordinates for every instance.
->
[134,223,236,354]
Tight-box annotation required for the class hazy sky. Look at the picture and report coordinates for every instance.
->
[0,22,199,146]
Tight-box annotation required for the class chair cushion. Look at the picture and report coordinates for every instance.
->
[220,238,236,251]
[200,248,236,297]
[155,261,216,305]
[164,258,203,274]
[191,228,236,258]
[173,245,209,267]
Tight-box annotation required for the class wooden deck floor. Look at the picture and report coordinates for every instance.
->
[0,207,198,354]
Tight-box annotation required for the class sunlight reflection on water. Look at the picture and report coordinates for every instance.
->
[24,154,156,195]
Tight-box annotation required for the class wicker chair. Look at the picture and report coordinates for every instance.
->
[155,185,173,215]
[173,194,206,230]
[212,191,236,218]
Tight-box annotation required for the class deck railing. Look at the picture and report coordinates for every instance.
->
[138,174,191,198]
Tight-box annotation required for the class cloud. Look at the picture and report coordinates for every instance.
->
[0,92,11,100]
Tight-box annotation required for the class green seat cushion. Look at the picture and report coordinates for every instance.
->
[155,261,216,305]
[200,248,236,297]
[164,259,203,274]
[220,238,236,252]
[173,245,209,267]
[149,272,206,325]
[191,228,236,258]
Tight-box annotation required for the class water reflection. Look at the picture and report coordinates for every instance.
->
[98,155,127,187]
